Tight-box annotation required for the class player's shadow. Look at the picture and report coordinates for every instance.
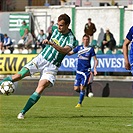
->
[102,83,110,97]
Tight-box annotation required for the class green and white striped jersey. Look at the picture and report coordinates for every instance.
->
[41,28,77,67]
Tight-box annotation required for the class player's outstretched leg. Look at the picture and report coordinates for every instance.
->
[17,92,40,119]
[0,76,12,85]
[0,67,30,86]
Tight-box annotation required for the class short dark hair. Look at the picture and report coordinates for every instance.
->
[83,34,90,39]
[4,34,7,37]
[88,18,91,21]
[58,14,71,25]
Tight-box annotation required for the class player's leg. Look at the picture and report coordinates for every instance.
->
[89,83,93,92]
[74,86,80,93]
[74,86,82,108]
[86,84,89,97]
[86,71,93,96]
[74,73,83,107]
[0,67,30,85]
[73,74,81,93]
[17,64,57,119]
[75,85,86,107]
[76,85,85,107]
[75,72,89,107]
[17,55,57,119]
[86,83,93,96]
[0,53,42,86]
[17,79,51,119]
[74,73,81,93]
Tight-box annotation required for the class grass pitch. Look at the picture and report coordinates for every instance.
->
[0,95,132,133]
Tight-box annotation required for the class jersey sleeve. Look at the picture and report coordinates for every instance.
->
[126,26,133,41]
[90,47,96,57]
[66,33,78,50]
[73,46,79,53]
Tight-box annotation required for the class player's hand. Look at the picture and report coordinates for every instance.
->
[42,39,49,44]
[125,62,130,70]
[42,39,54,46]
[93,69,97,76]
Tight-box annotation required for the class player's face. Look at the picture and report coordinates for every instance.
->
[57,20,69,34]
[83,36,90,47]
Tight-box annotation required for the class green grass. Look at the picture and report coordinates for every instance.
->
[0,95,132,133]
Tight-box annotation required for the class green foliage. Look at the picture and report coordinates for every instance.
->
[0,95,132,133]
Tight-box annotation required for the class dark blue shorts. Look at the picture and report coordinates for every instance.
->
[74,71,90,87]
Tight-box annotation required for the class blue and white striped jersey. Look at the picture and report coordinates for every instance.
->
[73,45,96,72]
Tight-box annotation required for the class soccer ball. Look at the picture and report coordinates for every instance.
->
[0,81,15,95]
[88,92,94,98]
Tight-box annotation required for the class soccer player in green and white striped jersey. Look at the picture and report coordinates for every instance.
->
[0,14,77,119]
[41,24,76,67]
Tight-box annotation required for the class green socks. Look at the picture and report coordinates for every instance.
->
[0,76,12,85]
[21,92,40,114]
[0,67,29,86]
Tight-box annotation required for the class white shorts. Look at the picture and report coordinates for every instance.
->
[24,54,58,87]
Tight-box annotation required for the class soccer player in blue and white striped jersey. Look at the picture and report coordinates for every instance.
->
[68,34,98,107]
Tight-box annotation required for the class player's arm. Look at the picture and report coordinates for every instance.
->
[93,56,98,76]
[67,50,75,55]
[43,39,72,54]
[67,45,78,55]
[123,38,131,70]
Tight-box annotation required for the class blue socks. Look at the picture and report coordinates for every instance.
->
[21,92,40,114]
[78,90,85,104]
